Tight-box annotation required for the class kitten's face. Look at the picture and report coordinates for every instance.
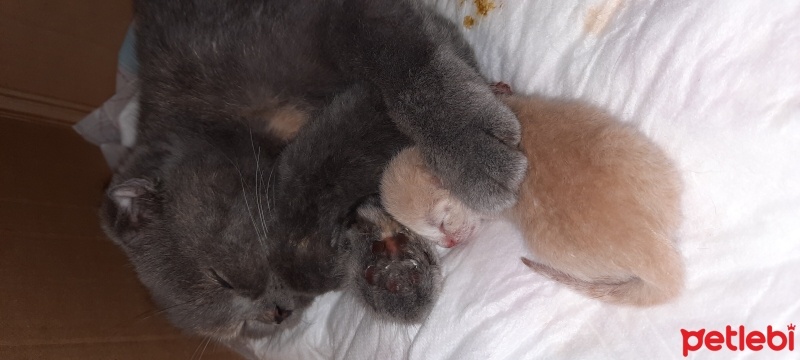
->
[101,145,311,341]
[380,148,484,248]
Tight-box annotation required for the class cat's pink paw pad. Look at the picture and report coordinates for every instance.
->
[364,233,424,294]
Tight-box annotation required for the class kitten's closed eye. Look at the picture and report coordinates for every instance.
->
[208,268,234,290]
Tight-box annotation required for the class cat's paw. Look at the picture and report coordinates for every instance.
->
[347,198,441,323]
[424,114,527,214]
[359,232,440,322]
[420,81,526,213]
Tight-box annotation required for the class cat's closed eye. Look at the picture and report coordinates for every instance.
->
[208,268,234,290]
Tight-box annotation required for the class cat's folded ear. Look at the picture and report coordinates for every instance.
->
[104,178,161,234]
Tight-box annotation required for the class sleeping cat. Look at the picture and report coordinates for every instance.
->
[381,93,685,306]
[102,0,515,345]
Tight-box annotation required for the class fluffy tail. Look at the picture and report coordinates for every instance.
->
[521,248,684,307]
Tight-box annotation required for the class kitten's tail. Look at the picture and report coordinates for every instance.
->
[521,246,684,307]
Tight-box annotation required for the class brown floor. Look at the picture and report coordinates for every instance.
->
[0,117,237,359]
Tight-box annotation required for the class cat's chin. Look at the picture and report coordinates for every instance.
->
[193,317,300,342]
[238,314,303,339]
[238,320,281,339]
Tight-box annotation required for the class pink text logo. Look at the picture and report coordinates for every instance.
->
[681,324,795,357]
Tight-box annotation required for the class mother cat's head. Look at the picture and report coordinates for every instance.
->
[100,121,313,341]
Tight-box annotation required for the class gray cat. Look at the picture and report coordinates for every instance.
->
[101,0,524,347]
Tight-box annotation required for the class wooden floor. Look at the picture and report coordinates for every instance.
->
[0,117,237,359]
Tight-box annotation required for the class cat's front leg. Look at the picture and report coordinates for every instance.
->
[326,0,527,213]
[387,56,528,214]
[345,197,442,323]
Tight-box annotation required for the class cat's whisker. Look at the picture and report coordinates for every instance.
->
[198,336,212,360]
[262,178,276,244]
[265,163,276,219]
[232,154,266,247]
[255,149,270,245]
[248,127,268,248]
[133,302,191,322]
[214,141,267,246]
[270,149,277,215]
[132,291,215,323]
[240,176,265,246]
[190,336,209,360]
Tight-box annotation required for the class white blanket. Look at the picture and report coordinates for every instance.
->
[250,0,800,359]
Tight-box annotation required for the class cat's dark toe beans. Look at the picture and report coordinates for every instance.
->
[356,231,441,323]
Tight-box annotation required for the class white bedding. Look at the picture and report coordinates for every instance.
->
[249,0,800,359]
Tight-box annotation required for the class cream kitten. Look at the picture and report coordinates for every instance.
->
[380,94,685,306]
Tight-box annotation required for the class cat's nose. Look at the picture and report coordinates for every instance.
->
[273,306,292,324]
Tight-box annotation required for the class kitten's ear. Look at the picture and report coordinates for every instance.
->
[107,178,159,228]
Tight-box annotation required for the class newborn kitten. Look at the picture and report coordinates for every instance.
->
[381,94,684,306]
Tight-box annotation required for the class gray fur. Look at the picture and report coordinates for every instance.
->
[101,0,524,346]
[101,118,311,342]
[268,85,408,293]
[134,0,525,212]
[269,85,441,322]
